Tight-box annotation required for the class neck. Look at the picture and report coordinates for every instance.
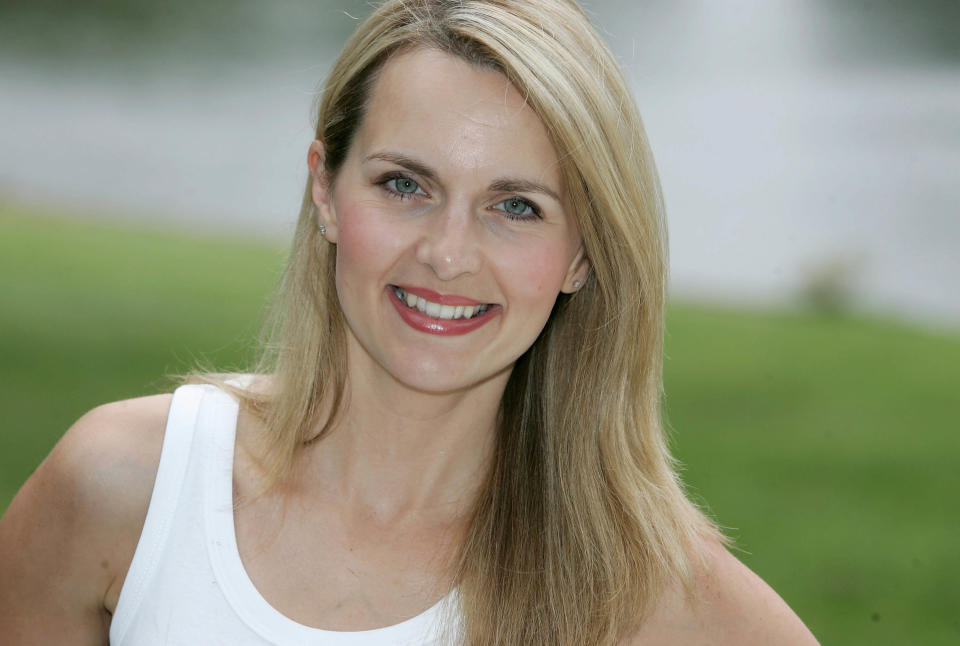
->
[298,356,507,527]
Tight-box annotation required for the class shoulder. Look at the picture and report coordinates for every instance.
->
[61,392,172,461]
[626,538,820,645]
[686,539,820,644]
[44,394,173,526]
[0,394,173,640]
[3,393,174,544]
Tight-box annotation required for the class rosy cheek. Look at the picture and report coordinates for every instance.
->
[332,209,381,298]
[502,244,568,297]
[336,202,403,268]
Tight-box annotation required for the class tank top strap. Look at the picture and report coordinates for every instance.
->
[110,383,216,642]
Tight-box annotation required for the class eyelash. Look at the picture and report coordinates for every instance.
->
[375,173,542,221]
[495,197,542,221]
[377,173,425,201]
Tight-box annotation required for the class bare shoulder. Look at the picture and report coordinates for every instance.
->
[687,539,820,644]
[0,394,172,643]
[31,394,173,532]
[627,538,820,645]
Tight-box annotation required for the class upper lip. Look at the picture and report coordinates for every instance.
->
[392,285,491,307]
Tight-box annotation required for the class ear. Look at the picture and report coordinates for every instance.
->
[308,139,339,242]
[561,244,591,293]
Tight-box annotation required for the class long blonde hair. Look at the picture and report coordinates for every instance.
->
[230,1,720,643]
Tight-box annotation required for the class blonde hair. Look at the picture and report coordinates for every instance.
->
[229,0,720,643]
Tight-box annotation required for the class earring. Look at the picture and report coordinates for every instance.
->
[572,280,582,290]
[319,223,327,237]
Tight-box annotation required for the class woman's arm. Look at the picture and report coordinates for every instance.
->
[0,395,170,645]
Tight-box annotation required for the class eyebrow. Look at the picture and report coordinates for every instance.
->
[363,151,561,202]
[488,178,560,202]
[364,152,439,184]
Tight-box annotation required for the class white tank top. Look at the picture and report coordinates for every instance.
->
[109,384,454,645]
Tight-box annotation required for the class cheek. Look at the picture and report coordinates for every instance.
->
[334,201,404,288]
[498,241,571,301]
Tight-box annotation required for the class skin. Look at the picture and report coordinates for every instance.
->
[0,48,819,644]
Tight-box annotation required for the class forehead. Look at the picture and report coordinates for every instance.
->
[355,48,561,185]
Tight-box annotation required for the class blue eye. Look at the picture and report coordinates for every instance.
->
[495,197,540,219]
[385,176,424,196]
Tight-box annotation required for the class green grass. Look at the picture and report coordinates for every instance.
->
[664,306,960,643]
[0,203,286,503]
[2,202,958,644]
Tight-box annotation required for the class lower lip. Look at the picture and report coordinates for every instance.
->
[387,287,500,336]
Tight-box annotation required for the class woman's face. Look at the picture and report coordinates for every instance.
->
[310,48,588,395]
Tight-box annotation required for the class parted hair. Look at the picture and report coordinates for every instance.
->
[227,1,720,643]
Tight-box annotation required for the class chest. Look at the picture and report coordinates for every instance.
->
[233,488,457,631]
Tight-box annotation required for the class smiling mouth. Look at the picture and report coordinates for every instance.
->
[391,286,492,320]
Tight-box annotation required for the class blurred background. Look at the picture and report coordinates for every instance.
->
[1,1,958,643]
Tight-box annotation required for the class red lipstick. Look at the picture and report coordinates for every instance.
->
[387,286,500,336]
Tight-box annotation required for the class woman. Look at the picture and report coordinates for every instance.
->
[0,0,818,644]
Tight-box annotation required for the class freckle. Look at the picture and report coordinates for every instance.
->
[100,559,109,569]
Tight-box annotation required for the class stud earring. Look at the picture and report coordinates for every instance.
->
[319,223,327,236]
[572,280,582,290]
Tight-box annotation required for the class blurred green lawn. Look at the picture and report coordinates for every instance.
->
[2,203,958,644]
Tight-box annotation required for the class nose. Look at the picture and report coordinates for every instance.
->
[415,205,483,281]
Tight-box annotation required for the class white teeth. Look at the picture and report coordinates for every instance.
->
[392,287,489,320]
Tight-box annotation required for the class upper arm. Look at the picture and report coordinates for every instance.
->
[0,394,171,645]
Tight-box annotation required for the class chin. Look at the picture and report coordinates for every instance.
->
[384,356,511,396]
[387,364,473,395]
